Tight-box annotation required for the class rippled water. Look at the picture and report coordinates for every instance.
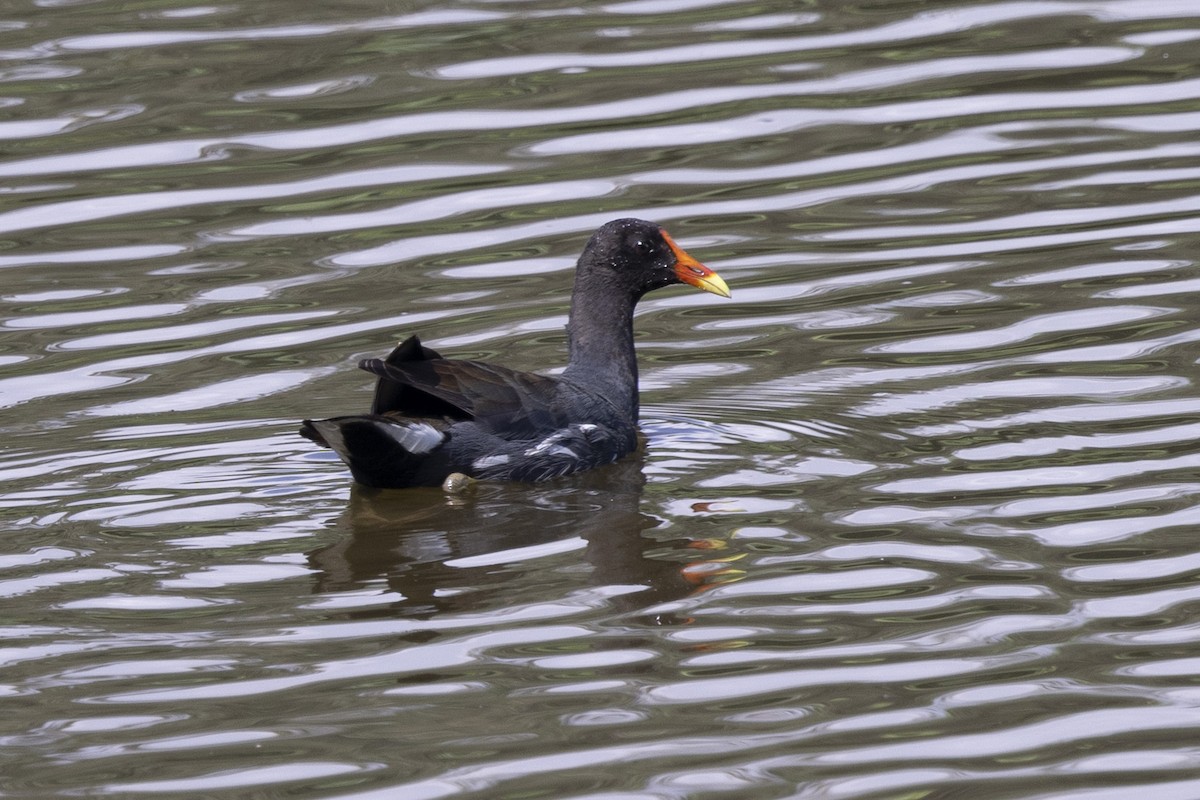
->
[5,0,1200,797]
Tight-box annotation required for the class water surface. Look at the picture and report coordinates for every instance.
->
[4,0,1200,797]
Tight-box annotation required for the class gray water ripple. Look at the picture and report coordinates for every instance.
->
[95,624,596,704]
[435,0,1194,79]
[855,375,1186,418]
[821,194,1200,243]
[5,0,1200,796]
[531,71,1192,156]
[876,453,1200,497]
[35,9,510,54]
[872,305,1176,355]
[0,244,187,270]
[904,398,1200,438]
[954,420,1200,462]
[0,307,465,409]
[0,52,1170,185]
[0,164,508,236]
[321,133,1200,267]
[646,650,1045,706]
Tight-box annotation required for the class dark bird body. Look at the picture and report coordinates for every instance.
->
[300,218,730,488]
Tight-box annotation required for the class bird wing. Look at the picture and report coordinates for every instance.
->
[360,337,569,437]
[367,335,456,417]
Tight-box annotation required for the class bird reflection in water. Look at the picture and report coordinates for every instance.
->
[306,455,722,621]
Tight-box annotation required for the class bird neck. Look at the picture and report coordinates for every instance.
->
[563,273,641,419]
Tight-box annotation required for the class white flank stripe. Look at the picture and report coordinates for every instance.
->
[472,454,510,470]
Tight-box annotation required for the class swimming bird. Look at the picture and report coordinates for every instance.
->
[300,218,730,488]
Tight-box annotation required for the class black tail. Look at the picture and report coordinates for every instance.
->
[300,416,449,488]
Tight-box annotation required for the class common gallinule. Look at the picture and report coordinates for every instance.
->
[300,218,730,488]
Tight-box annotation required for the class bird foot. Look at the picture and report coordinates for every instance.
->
[442,472,477,494]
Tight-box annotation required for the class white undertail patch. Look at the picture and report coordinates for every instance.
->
[313,422,349,461]
[386,421,444,454]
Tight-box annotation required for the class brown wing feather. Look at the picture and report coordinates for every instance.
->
[360,337,569,437]
[368,335,460,418]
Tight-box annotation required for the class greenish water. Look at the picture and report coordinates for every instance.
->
[5,1,1200,797]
